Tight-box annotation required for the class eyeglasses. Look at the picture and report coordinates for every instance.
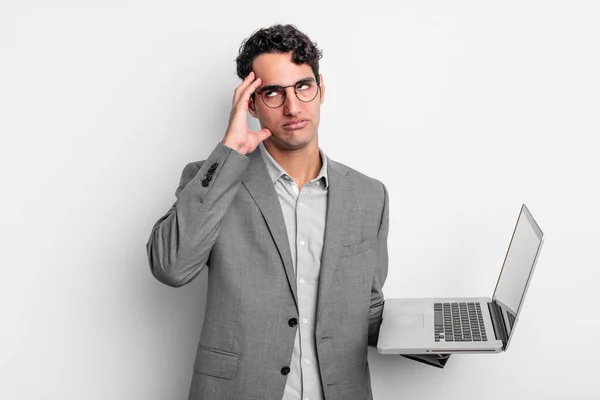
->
[254,78,320,108]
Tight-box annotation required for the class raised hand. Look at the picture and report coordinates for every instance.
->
[221,72,272,154]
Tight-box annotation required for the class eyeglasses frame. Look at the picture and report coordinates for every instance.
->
[253,78,321,109]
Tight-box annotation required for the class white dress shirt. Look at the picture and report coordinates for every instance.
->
[258,142,328,400]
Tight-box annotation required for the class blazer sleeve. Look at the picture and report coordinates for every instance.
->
[368,182,389,346]
[146,142,249,287]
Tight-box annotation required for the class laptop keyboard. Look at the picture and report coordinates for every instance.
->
[434,302,488,342]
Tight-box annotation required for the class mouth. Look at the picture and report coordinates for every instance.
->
[282,119,308,130]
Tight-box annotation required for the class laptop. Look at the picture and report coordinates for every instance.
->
[377,204,544,355]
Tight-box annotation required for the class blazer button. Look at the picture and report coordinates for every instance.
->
[281,366,290,375]
[210,163,218,169]
[288,318,298,327]
[201,179,209,187]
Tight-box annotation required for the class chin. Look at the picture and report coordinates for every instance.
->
[270,131,316,150]
[276,138,313,151]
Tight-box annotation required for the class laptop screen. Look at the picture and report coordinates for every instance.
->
[492,204,544,347]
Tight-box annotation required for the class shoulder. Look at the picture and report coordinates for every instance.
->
[328,157,387,197]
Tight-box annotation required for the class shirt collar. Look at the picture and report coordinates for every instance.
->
[258,142,329,189]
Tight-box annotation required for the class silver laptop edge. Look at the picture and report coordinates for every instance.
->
[491,204,544,351]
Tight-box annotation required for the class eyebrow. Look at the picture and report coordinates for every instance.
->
[258,77,316,92]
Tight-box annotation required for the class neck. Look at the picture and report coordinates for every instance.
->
[264,140,322,190]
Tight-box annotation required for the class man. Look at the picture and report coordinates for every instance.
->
[147,24,447,400]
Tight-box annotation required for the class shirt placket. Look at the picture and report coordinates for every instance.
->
[296,183,321,400]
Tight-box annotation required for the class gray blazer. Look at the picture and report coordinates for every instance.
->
[147,142,389,399]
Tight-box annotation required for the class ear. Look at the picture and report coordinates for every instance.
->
[319,74,325,104]
[248,96,258,118]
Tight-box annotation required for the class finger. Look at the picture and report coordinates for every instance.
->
[239,77,262,104]
[233,72,255,104]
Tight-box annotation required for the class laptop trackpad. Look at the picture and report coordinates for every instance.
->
[389,313,424,329]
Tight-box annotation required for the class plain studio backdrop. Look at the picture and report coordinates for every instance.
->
[1,1,598,399]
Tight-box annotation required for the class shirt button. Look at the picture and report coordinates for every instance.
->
[302,317,308,324]
[299,240,305,246]
[304,359,312,365]
[288,318,298,327]
[281,366,290,375]
[299,278,306,285]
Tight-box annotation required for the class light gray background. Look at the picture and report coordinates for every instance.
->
[1,1,598,399]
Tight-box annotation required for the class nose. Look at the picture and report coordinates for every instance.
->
[282,87,299,117]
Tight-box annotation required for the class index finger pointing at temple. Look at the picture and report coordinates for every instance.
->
[234,72,257,103]
[241,77,262,103]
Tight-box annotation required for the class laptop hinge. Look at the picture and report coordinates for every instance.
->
[488,301,508,347]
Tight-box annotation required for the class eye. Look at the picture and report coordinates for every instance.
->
[265,90,281,98]
[296,83,310,91]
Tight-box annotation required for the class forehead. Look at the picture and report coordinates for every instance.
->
[252,52,314,86]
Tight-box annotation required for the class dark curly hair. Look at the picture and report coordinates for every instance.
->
[236,24,323,84]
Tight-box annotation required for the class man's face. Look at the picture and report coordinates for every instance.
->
[248,52,325,151]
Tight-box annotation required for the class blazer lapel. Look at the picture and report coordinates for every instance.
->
[317,161,352,318]
[241,149,298,308]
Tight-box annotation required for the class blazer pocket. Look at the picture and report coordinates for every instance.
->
[340,237,373,258]
[194,346,239,380]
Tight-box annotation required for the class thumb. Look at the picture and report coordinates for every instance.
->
[256,128,272,143]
